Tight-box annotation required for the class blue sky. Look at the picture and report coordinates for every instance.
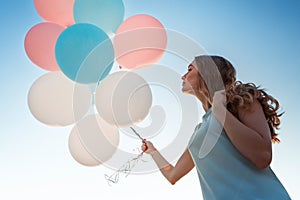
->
[0,0,299,199]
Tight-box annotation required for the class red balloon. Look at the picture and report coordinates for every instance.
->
[34,0,75,27]
[24,22,64,71]
[114,14,167,69]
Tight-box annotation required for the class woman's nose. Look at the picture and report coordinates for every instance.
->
[181,74,186,80]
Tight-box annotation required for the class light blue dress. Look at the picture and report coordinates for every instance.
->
[188,108,291,200]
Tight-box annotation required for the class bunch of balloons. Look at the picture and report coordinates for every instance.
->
[25,0,167,167]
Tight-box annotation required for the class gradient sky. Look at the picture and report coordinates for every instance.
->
[1,0,300,199]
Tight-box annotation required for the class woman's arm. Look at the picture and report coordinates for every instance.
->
[212,90,272,169]
[142,141,194,185]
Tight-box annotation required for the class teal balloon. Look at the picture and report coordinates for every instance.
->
[74,0,125,34]
[55,23,114,84]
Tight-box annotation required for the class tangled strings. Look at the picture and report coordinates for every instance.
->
[104,150,146,185]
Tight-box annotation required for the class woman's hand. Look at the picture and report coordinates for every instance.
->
[141,139,157,154]
[212,89,227,117]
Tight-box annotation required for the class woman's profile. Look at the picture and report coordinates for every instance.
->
[141,55,291,199]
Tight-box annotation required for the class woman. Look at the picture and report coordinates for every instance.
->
[141,55,290,199]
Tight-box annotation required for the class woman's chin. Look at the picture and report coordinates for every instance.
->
[181,87,187,93]
[182,88,194,95]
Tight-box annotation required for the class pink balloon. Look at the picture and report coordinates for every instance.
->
[114,14,167,69]
[34,0,75,27]
[24,22,64,71]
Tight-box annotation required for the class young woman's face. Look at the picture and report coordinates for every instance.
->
[181,61,202,94]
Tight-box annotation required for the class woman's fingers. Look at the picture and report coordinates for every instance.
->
[142,139,157,153]
[213,90,226,104]
[141,139,148,152]
[142,144,148,152]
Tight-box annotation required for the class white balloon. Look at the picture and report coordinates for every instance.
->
[69,114,119,166]
[95,71,152,127]
[27,71,92,126]
[68,128,100,167]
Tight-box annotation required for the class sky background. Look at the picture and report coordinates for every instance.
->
[1,0,300,199]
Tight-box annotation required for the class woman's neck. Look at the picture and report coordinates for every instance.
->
[195,92,211,112]
[202,102,211,112]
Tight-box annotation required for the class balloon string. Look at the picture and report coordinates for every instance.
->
[104,150,146,185]
[104,127,146,185]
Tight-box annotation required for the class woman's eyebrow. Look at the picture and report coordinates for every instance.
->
[188,64,195,69]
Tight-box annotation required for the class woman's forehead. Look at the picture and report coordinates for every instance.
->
[192,60,197,65]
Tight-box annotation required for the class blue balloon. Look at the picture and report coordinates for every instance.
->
[74,0,125,34]
[55,23,114,83]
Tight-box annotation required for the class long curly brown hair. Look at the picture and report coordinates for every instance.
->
[194,55,283,143]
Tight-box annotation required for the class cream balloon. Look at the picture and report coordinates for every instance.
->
[69,114,119,165]
[68,128,100,167]
[27,72,92,126]
[95,71,152,127]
